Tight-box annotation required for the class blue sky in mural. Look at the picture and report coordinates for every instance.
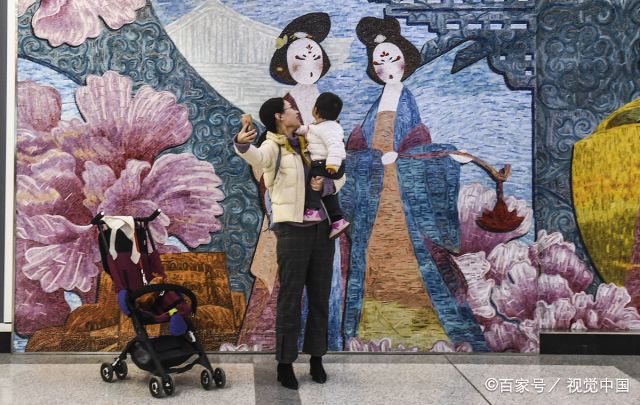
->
[152,0,434,44]
[408,49,533,229]
[152,0,207,26]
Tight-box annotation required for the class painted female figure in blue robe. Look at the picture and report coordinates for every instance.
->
[341,17,487,351]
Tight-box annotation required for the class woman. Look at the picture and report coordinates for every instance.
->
[237,12,337,357]
[341,16,487,351]
[235,97,341,389]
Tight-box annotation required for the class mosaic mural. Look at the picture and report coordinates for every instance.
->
[13,0,640,353]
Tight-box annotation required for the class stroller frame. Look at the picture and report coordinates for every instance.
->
[92,209,225,398]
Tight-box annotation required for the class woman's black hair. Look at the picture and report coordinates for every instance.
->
[269,13,332,85]
[356,16,421,85]
[258,97,285,134]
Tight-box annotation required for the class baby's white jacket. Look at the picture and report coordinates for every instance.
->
[305,120,347,168]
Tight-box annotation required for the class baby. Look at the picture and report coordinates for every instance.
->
[299,92,350,239]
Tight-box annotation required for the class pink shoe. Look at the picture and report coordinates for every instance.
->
[329,219,350,239]
[304,209,322,222]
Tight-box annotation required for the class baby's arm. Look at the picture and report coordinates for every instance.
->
[296,124,310,135]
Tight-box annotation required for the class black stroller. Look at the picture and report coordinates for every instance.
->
[92,209,225,398]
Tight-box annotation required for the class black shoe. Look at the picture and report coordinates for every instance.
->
[277,363,298,390]
[310,356,327,383]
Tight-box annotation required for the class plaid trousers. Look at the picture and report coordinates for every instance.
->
[272,220,335,363]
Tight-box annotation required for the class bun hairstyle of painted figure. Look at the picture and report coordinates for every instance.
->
[356,16,421,85]
[270,12,332,86]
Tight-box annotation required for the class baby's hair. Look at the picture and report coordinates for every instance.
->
[315,92,343,121]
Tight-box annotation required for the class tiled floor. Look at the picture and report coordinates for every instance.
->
[1,353,639,404]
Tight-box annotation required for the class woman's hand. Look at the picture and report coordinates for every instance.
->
[237,123,257,144]
[310,176,324,191]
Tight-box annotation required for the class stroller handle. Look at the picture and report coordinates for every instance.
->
[128,283,198,315]
[91,211,105,225]
[90,208,163,225]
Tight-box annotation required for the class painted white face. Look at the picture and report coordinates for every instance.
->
[287,38,324,85]
[372,42,405,84]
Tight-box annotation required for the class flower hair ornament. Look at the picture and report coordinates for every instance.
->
[275,34,288,49]
[374,34,387,44]
[275,31,312,49]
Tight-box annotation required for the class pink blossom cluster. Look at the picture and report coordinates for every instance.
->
[19,0,146,47]
[16,71,224,336]
[455,184,640,352]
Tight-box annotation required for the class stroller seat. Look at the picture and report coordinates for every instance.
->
[92,209,226,398]
[105,242,191,329]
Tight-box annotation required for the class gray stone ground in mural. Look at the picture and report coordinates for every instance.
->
[1,353,639,404]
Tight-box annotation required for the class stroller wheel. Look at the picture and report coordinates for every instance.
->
[149,377,163,398]
[200,369,213,390]
[100,363,114,383]
[162,375,175,396]
[114,360,128,380]
[213,367,226,388]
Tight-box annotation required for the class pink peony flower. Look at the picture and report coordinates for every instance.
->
[518,284,640,351]
[15,73,224,335]
[486,240,530,283]
[14,240,70,336]
[483,319,533,352]
[456,198,640,352]
[491,261,538,320]
[530,299,576,330]
[23,0,146,47]
[450,252,495,320]
[16,81,61,176]
[537,274,573,304]
[458,184,533,255]
[92,154,224,246]
[529,230,592,292]
[54,71,193,178]
[590,283,640,329]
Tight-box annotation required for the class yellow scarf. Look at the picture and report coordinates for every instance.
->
[283,135,311,167]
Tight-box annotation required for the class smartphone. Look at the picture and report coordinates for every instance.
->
[241,113,255,132]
